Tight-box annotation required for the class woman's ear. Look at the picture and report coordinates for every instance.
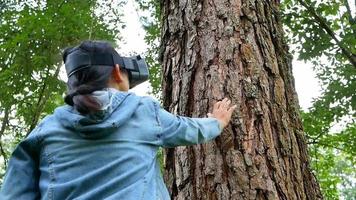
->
[113,64,123,82]
[110,64,130,91]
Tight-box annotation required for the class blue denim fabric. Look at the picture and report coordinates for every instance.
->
[0,88,222,200]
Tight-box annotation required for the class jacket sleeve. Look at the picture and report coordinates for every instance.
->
[0,133,41,200]
[154,101,223,148]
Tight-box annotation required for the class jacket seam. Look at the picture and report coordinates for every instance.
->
[152,101,163,145]
[33,124,44,199]
[43,146,55,200]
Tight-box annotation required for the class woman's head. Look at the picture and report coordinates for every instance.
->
[63,40,129,114]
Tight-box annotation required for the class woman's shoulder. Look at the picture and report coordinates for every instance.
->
[136,95,161,112]
[139,95,159,104]
[32,105,72,134]
[25,112,58,143]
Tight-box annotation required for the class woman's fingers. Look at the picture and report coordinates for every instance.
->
[214,101,221,110]
[228,105,237,113]
[221,98,231,110]
[209,98,237,130]
[213,98,235,111]
[222,98,228,105]
[225,99,231,108]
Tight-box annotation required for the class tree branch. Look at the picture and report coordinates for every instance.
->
[344,0,356,26]
[26,1,67,136]
[307,140,355,156]
[0,107,10,167]
[296,0,356,67]
[306,130,328,143]
[26,64,61,136]
[57,0,66,10]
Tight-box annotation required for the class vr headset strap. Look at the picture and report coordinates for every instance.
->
[66,51,125,77]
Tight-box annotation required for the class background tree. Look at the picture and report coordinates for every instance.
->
[159,0,322,199]
[282,0,355,198]
[0,0,124,180]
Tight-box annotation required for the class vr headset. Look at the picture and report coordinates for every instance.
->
[64,47,149,88]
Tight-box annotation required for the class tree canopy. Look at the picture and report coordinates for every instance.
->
[0,0,122,176]
[282,0,355,198]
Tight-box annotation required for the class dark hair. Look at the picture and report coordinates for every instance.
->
[63,40,116,115]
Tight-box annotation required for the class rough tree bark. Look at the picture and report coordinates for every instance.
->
[160,0,323,199]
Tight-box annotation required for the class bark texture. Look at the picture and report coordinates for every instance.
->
[160,0,322,199]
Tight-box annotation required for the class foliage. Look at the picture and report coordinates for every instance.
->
[281,0,356,199]
[0,0,123,181]
[0,1,354,199]
[135,0,162,98]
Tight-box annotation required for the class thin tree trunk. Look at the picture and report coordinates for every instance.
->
[0,107,10,167]
[160,0,322,199]
[27,64,61,136]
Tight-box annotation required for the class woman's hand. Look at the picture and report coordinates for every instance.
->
[207,98,237,129]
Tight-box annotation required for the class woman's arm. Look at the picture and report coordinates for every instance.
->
[0,134,41,200]
[156,98,236,148]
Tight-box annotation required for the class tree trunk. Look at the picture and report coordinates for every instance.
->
[160,0,322,199]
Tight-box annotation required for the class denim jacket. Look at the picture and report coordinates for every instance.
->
[0,88,222,200]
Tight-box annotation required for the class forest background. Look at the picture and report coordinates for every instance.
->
[0,0,354,199]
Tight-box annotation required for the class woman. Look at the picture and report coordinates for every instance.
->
[0,41,236,199]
